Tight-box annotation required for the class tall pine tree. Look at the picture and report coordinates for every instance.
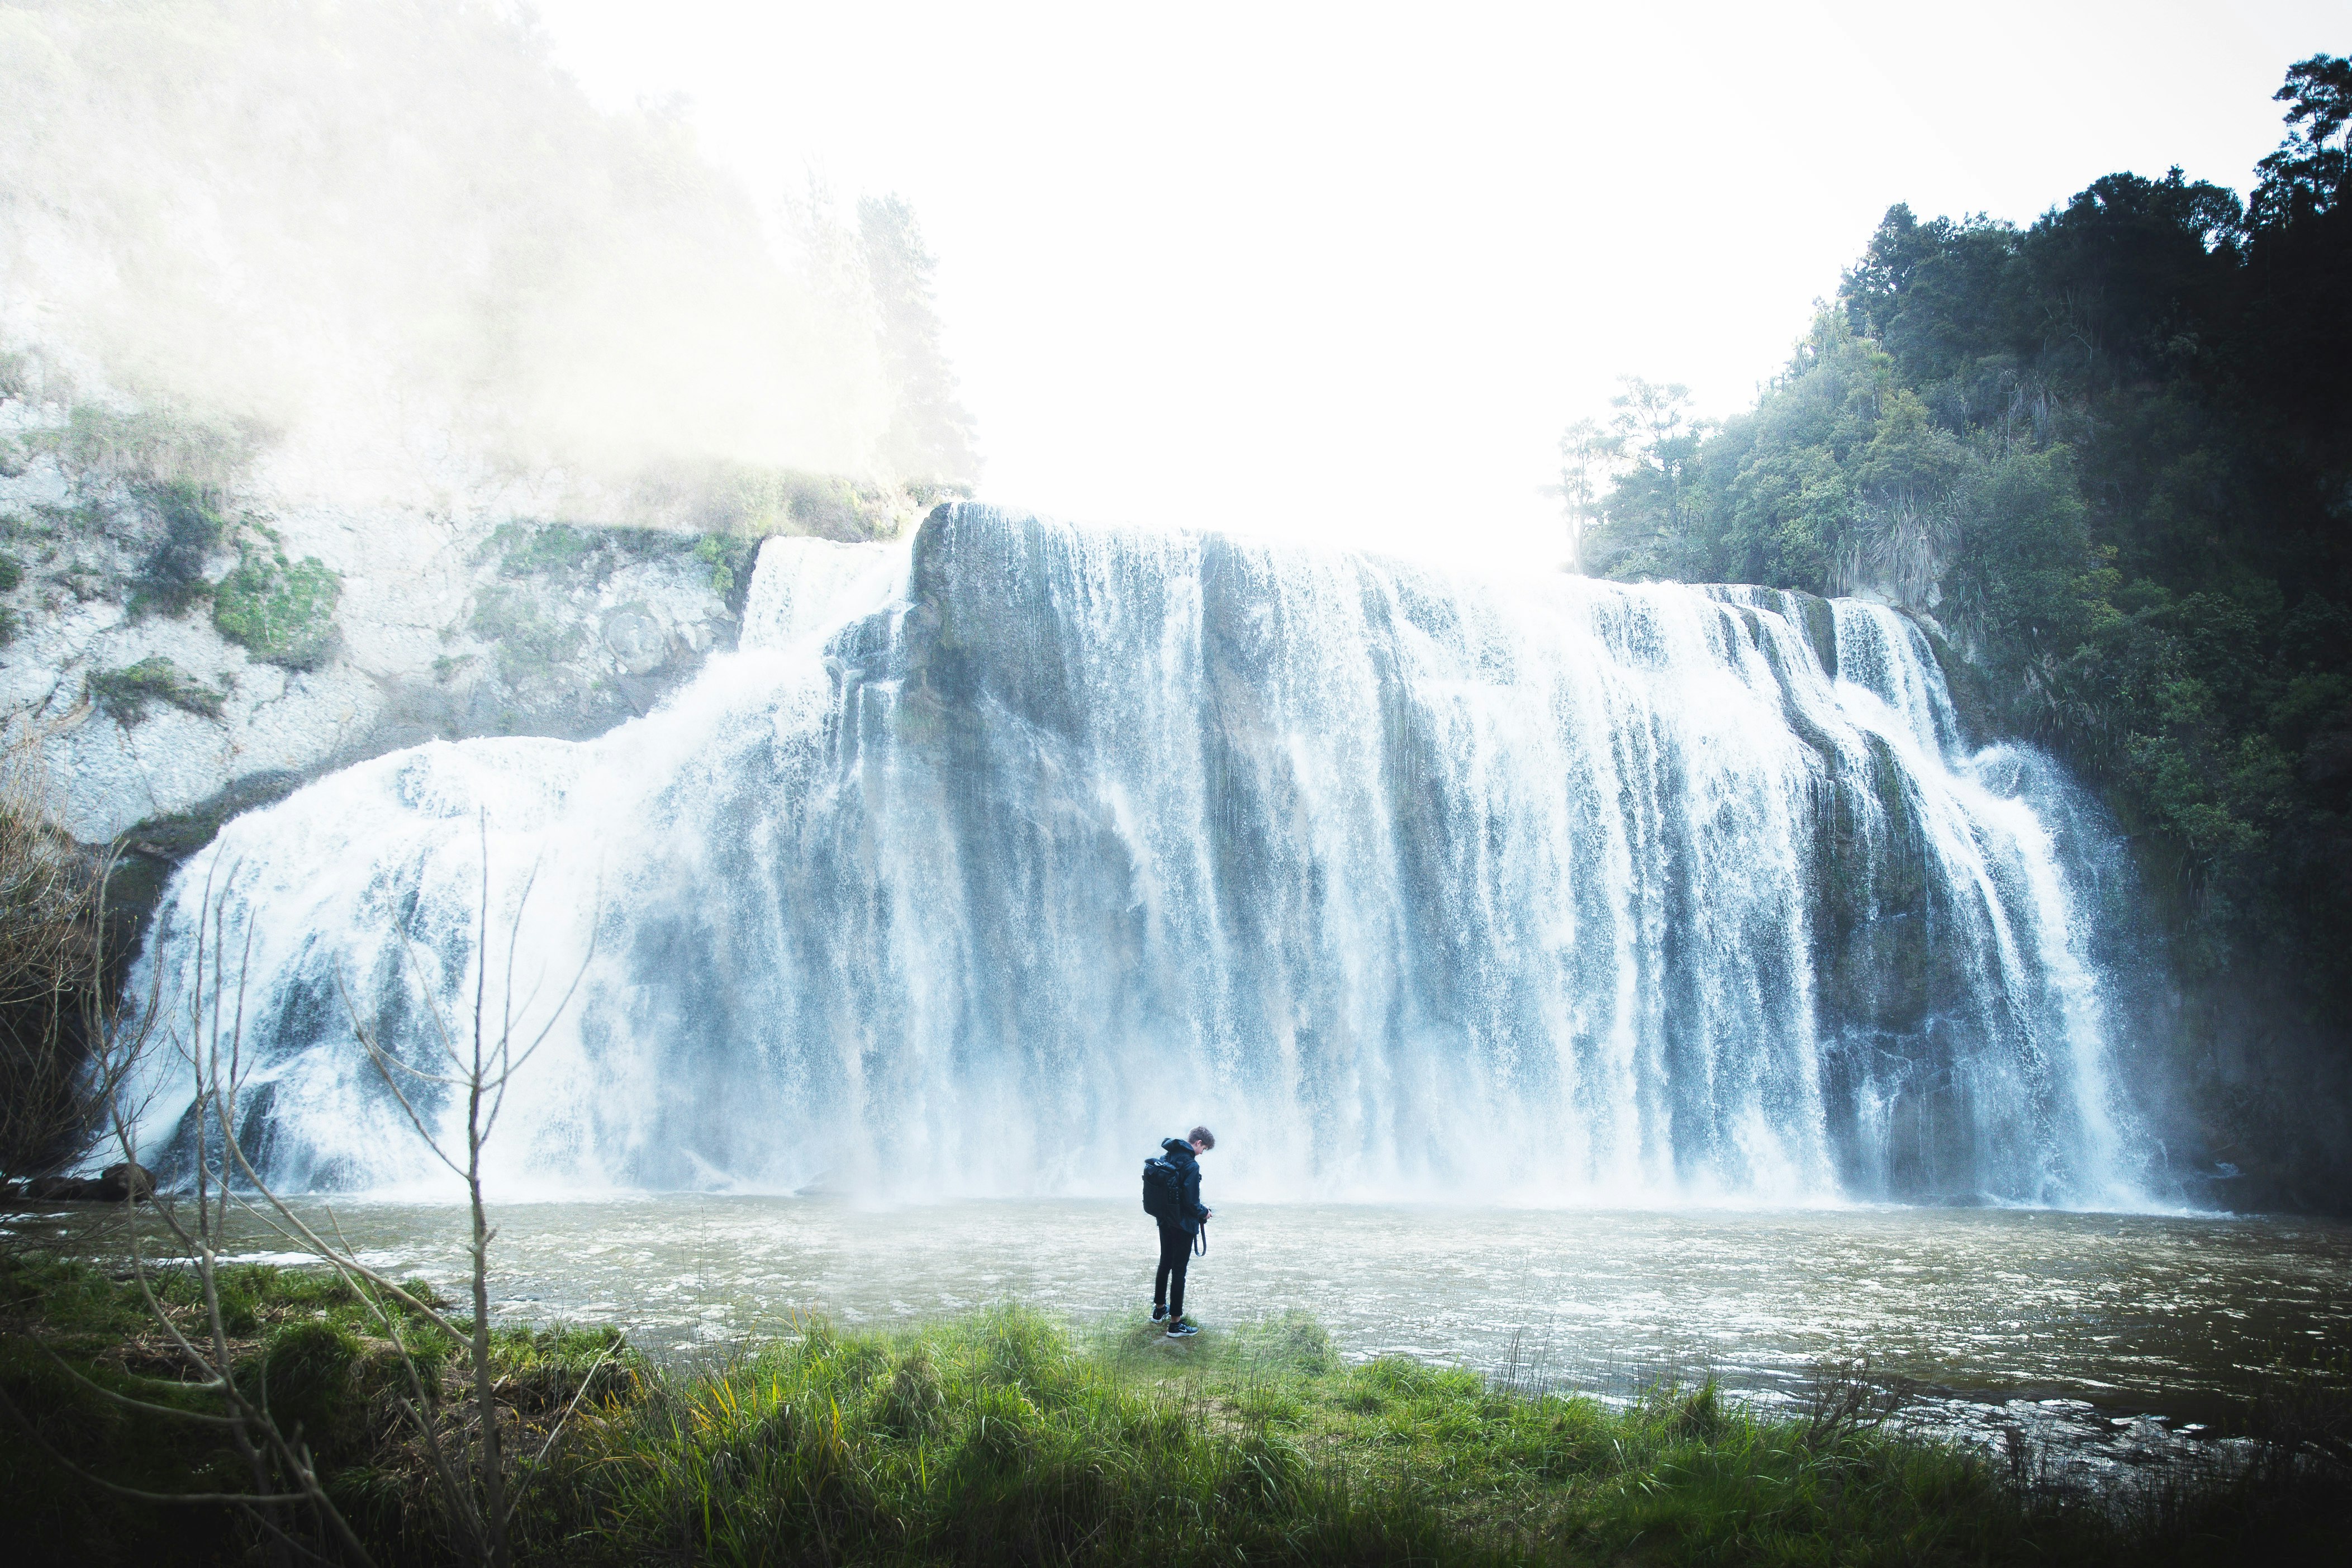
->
[859,195,981,486]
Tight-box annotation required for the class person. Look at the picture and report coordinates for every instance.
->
[1153,1124,1214,1337]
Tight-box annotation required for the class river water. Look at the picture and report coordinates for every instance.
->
[21,1196,2347,1473]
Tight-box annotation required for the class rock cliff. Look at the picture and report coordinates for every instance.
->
[0,394,925,878]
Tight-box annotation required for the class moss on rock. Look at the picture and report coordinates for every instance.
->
[212,539,340,668]
[87,656,225,724]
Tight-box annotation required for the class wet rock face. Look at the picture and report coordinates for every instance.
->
[15,1161,153,1202]
[99,1162,155,1201]
[406,522,739,746]
[603,609,670,675]
[0,476,740,848]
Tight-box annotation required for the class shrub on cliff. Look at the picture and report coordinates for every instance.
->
[211,534,340,668]
[130,481,227,617]
[85,656,225,724]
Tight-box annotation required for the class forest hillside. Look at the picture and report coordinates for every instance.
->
[1572,56,2352,1208]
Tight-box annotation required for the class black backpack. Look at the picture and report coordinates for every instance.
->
[1141,1156,1184,1219]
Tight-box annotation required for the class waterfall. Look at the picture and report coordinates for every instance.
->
[126,505,2157,1206]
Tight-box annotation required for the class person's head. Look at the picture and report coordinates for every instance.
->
[1189,1125,1215,1154]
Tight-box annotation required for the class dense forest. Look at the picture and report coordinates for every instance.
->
[1571,56,2352,1206]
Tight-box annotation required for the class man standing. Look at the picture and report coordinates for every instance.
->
[1152,1125,1214,1337]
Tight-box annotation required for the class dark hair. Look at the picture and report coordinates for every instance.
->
[1189,1125,1215,1149]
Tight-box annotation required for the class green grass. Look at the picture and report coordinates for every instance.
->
[47,405,259,495]
[0,547,21,644]
[2,1255,2344,1565]
[624,459,911,544]
[481,516,752,610]
[521,1306,2348,1567]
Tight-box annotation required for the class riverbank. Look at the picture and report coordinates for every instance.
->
[3,1253,2345,1566]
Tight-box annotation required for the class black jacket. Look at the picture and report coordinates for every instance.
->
[1160,1138,1207,1232]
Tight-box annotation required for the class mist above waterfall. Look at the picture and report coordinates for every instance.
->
[0,0,971,501]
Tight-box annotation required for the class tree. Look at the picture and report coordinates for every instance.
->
[4,823,600,1566]
[859,194,982,487]
[1609,377,1697,457]
[1555,417,1621,574]
[2242,54,2352,428]
[2251,53,2351,229]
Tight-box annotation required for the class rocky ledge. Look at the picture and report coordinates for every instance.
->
[4,1161,155,1203]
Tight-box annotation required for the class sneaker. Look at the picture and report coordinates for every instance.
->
[1166,1319,1199,1338]
[1152,1303,1168,1322]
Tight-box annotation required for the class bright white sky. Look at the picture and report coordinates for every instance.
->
[529,0,2345,567]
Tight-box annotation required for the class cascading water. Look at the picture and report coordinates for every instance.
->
[127,505,2158,1205]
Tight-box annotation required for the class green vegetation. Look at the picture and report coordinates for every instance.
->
[3,1258,2344,1566]
[210,526,341,668]
[1575,56,2352,1201]
[473,506,878,654]
[0,349,31,403]
[85,657,225,725]
[694,532,756,600]
[625,461,939,548]
[131,482,227,618]
[44,403,262,497]
[469,583,585,686]
[1,1253,624,1565]
[0,550,21,645]
[492,520,613,579]
[484,520,689,583]
[23,498,108,542]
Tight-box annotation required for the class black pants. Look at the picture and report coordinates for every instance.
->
[1154,1220,1194,1317]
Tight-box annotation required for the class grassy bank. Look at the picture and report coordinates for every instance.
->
[2,1253,2343,1565]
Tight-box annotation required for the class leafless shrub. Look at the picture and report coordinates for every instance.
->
[0,716,144,1192]
[1798,1352,1909,1452]
[0,856,368,1565]
[6,810,596,1567]
[310,814,601,1566]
